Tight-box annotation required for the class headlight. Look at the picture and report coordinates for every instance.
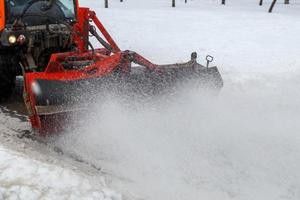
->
[8,35,17,44]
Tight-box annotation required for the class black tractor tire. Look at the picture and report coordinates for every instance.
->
[0,54,18,101]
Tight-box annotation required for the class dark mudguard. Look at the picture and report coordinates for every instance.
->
[33,66,223,115]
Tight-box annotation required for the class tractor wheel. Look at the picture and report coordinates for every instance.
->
[0,54,18,101]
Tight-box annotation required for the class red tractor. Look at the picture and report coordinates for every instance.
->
[0,0,223,135]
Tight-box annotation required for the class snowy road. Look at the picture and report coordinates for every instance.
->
[1,0,300,200]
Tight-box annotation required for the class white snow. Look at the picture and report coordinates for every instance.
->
[0,145,121,200]
[0,107,121,199]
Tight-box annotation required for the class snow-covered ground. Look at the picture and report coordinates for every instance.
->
[1,0,300,200]
[0,108,121,200]
[0,146,119,200]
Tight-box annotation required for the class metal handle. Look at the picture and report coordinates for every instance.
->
[206,55,214,68]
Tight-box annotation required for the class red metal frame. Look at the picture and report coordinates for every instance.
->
[24,7,162,135]
[0,0,5,31]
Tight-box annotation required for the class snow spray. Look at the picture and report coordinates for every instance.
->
[55,72,300,200]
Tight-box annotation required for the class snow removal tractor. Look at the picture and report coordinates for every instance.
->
[0,0,223,135]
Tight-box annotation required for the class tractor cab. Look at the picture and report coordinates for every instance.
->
[4,0,77,26]
[0,0,78,100]
[1,0,77,48]
[0,0,78,73]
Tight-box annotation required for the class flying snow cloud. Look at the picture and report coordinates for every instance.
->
[55,71,300,200]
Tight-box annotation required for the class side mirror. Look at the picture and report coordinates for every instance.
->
[206,55,214,68]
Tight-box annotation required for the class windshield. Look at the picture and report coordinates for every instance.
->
[5,0,76,25]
